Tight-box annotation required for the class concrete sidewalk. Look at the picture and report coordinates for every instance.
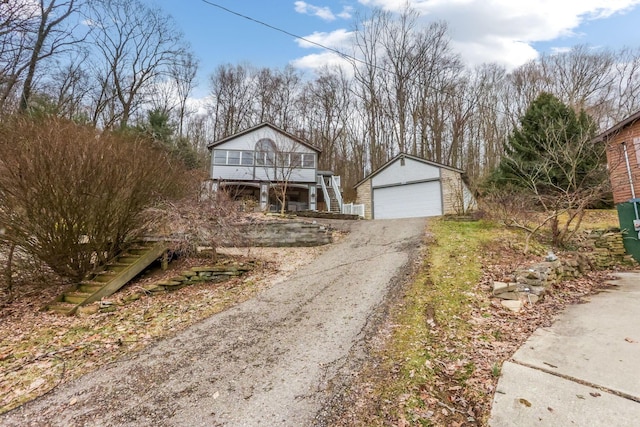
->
[489,271,640,427]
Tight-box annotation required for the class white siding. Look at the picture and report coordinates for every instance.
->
[371,157,440,187]
[214,128,316,154]
[373,181,442,219]
[211,164,316,183]
[211,165,255,181]
[210,126,318,183]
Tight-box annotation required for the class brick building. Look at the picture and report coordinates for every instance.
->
[597,109,640,261]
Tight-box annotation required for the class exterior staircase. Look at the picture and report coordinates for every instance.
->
[326,186,341,213]
[44,240,169,316]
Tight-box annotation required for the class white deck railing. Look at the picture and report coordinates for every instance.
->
[342,203,365,218]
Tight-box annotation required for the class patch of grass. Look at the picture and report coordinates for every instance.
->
[491,363,502,378]
[368,219,498,424]
[579,209,619,229]
[338,210,625,426]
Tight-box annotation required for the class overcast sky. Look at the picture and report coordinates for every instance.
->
[152,0,640,94]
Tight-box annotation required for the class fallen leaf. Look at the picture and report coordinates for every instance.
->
[624,337,637,343]
[576,395,585,400]
[590,392,601,398]
[518,398,532,407]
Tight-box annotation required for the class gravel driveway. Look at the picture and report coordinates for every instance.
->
[2,218,427,427]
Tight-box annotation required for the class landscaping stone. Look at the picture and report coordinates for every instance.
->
[496,291,521,300]
[123,292,142,302]
[493,229,636,312]
[76,304,99,316]
[501,300,523,312]
[492,281,518,295]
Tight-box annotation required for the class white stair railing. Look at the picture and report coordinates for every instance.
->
[319,177,331,212]
[330,175,343,212]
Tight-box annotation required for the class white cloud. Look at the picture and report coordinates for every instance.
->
[338,6,355,19]
[295,29,353,49]
[291,29,355,72]
[291,51,354,71]
[294,1,337,21]
[355,0,640,69]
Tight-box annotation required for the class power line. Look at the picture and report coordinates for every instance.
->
[197,0,495,113]
[199,0,371,70]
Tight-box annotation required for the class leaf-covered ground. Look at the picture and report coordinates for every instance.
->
[333,211,634,426]
[0,246,325,414]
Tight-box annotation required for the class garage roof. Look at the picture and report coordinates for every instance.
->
[354,152,464,188]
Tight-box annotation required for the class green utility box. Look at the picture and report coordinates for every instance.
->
[616,202,640,262]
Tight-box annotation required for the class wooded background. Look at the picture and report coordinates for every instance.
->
[3,1,639,198]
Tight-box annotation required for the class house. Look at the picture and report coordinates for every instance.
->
[596,110,640,261]
[354,153,475,219]
[206,123,343,213]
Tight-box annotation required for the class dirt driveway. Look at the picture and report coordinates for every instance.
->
[1,218,427,427]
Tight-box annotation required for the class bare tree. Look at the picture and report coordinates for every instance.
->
[86,0,185,128]
[489,93,609,248]
[299,66,357,186]
[208,63,255,139]
[39,55,91,120]
[170,51,199,138]
[611,47,640,123]
[352,8,388,171]
[0,0,82,114]
[0,0,35,113]
[18,0,81,112]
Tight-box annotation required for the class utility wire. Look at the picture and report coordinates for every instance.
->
[199,0,374,71]
[198,0,497,114]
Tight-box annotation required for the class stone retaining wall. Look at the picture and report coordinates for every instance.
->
[493,229,635,312]
[223,221,332,247]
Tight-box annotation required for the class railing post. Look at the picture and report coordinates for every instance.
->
[320,177,330,212]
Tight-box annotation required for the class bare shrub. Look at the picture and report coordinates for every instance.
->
[0,117,192,282]
[147,186,244,261]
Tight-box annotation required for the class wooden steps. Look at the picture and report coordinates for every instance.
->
[43,240,170,316]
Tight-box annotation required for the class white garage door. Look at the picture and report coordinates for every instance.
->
[373,181,442,219]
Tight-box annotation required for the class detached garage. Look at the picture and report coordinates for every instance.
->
[355,153,475,219]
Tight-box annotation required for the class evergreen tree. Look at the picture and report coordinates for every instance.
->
[486,92,609,246]
[495,92,598,193]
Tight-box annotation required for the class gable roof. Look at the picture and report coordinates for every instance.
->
[354,152,464,188]
[206,122,322,153]
[594,109,640,142]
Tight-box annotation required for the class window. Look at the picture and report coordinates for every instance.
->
[290,153,302,167]
[256,138,276,166]
[227,151,241,165]
[241,151,254,166]
[214,149,253,166]
[213,150,227,165]
[302,154,315,168]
